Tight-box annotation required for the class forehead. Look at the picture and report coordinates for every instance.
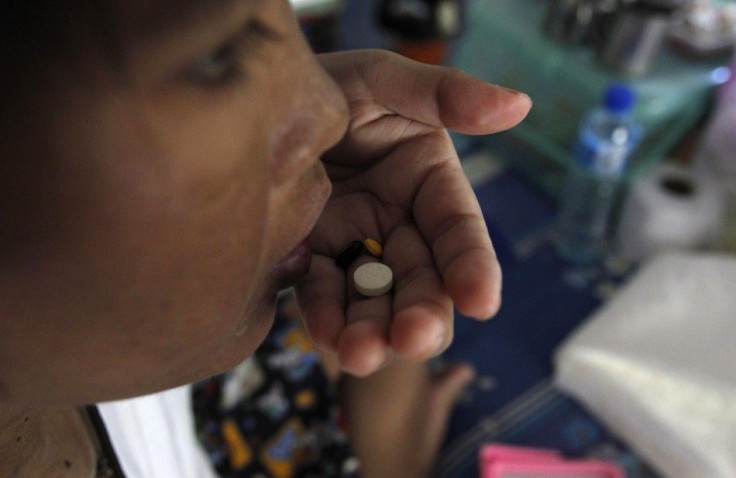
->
[115,0,262,35]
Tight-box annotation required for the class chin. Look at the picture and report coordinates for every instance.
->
[215,271,288,372]
[203,304,277,379]
[233,285,279,339]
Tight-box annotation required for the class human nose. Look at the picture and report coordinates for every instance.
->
[269,54,349,186]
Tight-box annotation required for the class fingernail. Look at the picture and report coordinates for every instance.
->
[497,85,524,96]
[522,93,533,109]
[497,85,532,105]
[432,334,447,358]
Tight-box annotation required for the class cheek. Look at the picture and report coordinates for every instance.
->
[99,106,273,339]
[26,94,274,377]
[0,106,279,403]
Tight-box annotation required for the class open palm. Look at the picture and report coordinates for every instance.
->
[295,51,531,376]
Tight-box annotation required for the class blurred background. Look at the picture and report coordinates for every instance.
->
[291,1,736,476]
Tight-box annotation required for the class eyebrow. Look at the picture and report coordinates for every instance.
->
[134,0,262,37]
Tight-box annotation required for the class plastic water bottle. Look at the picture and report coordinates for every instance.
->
[555,84,642,263]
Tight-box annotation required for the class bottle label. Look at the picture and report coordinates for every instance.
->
[575,130,631,177]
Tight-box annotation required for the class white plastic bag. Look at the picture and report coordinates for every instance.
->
[554,252,736,478]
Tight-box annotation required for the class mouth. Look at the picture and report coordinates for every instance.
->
[269,239,312,291]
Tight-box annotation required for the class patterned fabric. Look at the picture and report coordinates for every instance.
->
[193,314,361,478]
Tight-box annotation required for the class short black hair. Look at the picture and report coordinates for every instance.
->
[1,0,124,92]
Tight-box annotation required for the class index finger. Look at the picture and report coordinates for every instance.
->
[318,50,532,135]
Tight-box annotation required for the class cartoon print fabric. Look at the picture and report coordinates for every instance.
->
[193,314,361,478]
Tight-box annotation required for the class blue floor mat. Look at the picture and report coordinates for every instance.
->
[437,166,657,477]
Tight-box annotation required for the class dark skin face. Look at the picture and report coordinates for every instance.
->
[0,0,532,407]
[0,0,349,404]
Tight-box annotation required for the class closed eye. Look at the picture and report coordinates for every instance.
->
[185,18,280,88]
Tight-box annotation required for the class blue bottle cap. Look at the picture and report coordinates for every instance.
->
[603,84,636,113]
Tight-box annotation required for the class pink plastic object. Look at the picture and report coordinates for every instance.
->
[479,444,625,478]
[481,443,561,463]
[480,444,562,478]
[484,459,625,478]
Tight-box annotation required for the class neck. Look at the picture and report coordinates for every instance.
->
[0,401,35,454]
[0,402,97,477]
[0,402,43,476]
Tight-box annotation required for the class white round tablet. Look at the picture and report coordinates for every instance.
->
[353,263,393,297]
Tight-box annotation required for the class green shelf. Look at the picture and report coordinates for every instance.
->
[452,0,730,199]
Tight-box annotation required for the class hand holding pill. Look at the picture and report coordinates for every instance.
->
[294,51,531,377]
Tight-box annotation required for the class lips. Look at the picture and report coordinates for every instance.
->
[269,239,312,290]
